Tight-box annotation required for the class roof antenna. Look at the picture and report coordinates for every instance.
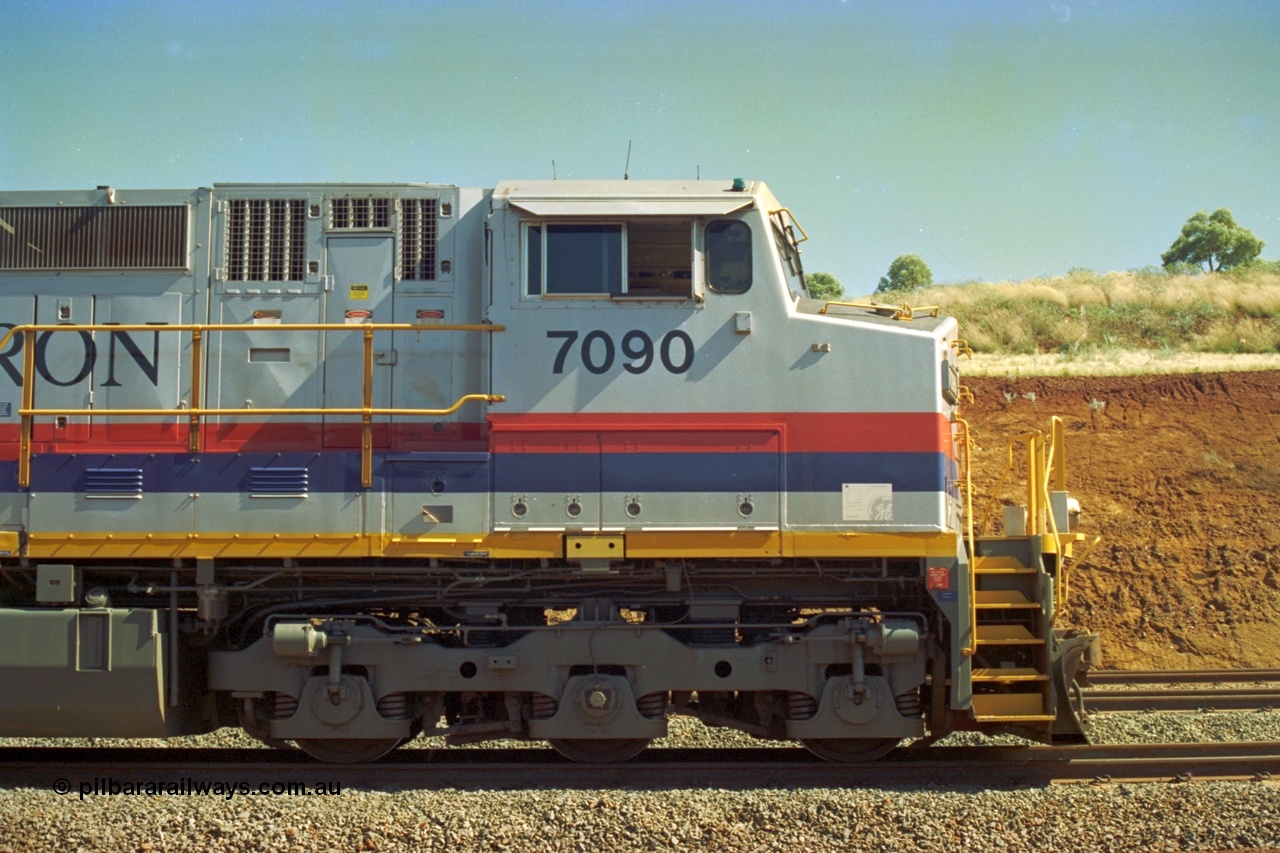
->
[696,165,700,180]
[552,159,557,180]
[624,140,632,180]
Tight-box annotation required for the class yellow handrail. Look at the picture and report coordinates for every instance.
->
[1057,535,1101,624]
[819,300,941,321]
[5,321,506,489]
[970,414,1088,626]
[17,398,501,418]
[955,417,977,657]
[977,432,1037,536]
[0,322,504,351]
[768,207,810,245]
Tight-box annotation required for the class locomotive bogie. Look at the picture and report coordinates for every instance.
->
[205,607,929,753]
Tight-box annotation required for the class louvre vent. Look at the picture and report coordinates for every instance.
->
[331,197,391,230]
[399,198,438,280]
[0,206,187,271]
[85,467,144,499]
[249,467,309,498]
[224,199,307,281]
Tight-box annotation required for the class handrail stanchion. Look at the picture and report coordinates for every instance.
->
[18,329,36,488]
[1051,417,1067,491]
[189,326,203,453]
[957,417,977,657]
[1025,435,1040,535]
[361,326,375,489]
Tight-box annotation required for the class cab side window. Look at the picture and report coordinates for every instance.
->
[526,224,622,295]
[626,220,692,297]
[524,221,693,298]
[706,220,751,294]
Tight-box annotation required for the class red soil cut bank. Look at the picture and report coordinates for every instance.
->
[963,371,1280,670]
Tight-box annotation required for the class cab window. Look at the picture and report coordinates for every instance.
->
[626,220,692,297]
[524,221,693,298]
[705,220,751,294]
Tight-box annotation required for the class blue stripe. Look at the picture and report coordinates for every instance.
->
[24,453,363,494]
[785,452,949,493]
[8,450,950,495]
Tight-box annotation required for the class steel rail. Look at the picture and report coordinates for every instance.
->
[4,743,1279,791]
[1088,668,1280,686]
[1082,687,1280,713]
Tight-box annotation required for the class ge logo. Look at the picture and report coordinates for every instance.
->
[870,497,894,521]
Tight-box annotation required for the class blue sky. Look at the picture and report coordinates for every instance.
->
[3,0,1278,293]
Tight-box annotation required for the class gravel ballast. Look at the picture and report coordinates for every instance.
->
[2,711,1279,852]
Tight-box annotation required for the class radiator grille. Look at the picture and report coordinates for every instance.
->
[0,206,187,271]
[84,467,144,498]
[399,198,438,280]
[331,197,391,230]
[224,199,307,281]
[249,467,309,498]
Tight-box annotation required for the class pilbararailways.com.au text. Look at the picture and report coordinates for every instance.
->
[55,777,342,801]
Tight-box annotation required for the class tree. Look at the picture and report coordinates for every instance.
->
[875,254,932,294]
[1161,209,1264,272]
[804,271,844,300]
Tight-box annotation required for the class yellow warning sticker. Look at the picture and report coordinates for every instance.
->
[349,284,370,300]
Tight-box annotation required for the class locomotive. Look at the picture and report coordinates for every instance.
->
[0,179,1095,763]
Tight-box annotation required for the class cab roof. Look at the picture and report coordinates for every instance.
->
[492,179,774,217]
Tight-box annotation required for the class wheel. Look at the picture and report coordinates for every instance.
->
[295,738,404,764]
[237,706,296,751]
[801,737,900,763]
[548,738,651,764]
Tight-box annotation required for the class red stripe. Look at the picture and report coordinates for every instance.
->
[0,412,952,458]
[493,428,783,454]
[0,421,488,458]
[489,412,952,455]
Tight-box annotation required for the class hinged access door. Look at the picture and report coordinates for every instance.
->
[323,236,394,447]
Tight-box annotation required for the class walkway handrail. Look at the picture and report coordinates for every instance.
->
[955,417,977,657]
[4,321,506,489]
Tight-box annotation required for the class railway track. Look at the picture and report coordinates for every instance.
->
[2,670,1273,791]
[1087,668,1280,686]
[1083,668,1280,712]
[2,743,1278,790]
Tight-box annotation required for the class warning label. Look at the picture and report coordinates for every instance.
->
[926,566,950,590]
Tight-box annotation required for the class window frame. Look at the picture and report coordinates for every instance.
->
[519,219,701,302]
[704,218,753,295]
[523,220,626,299]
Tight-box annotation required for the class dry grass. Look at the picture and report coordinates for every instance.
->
[861,268,1280,358]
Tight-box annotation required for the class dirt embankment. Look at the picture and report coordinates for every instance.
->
[963,371,1280,670]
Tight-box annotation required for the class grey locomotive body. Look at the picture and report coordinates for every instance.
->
[0,180,1093,762]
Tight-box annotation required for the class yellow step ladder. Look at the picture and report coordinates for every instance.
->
[969,553,1056,724]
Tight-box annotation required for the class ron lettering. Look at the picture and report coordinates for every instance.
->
[0,325,161,388]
